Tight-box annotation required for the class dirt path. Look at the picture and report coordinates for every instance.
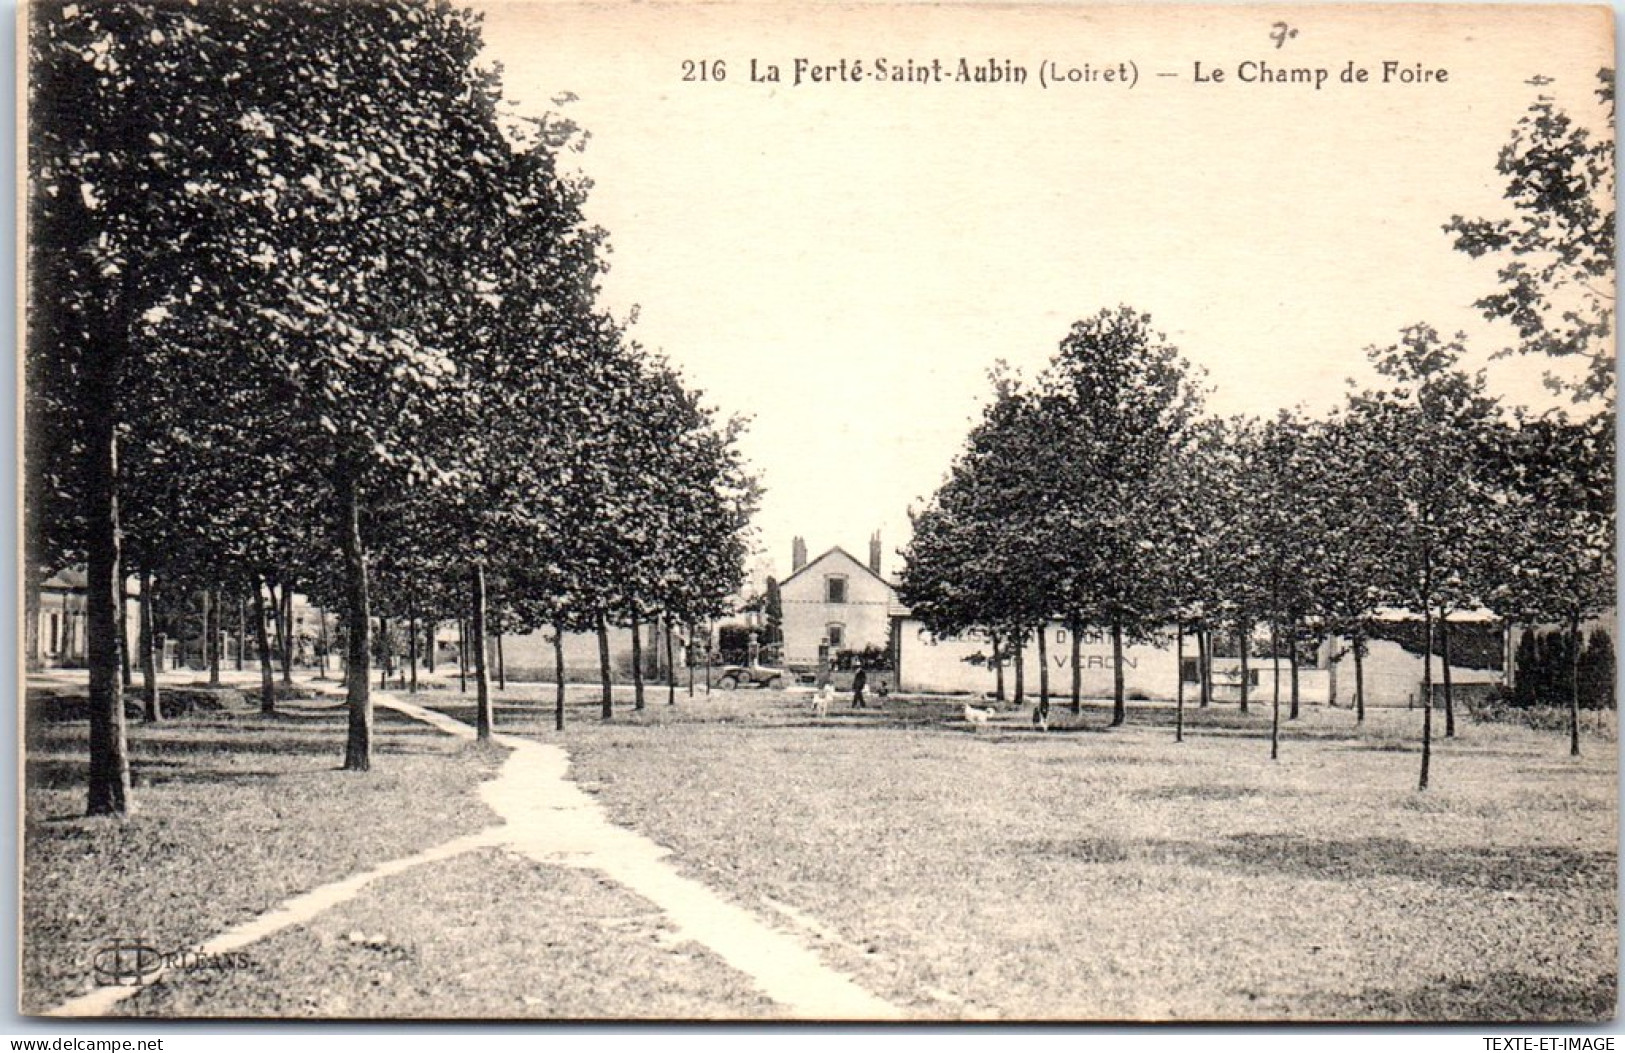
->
[49,688,902,1020]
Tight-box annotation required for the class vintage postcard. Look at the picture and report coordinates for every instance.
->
[18,0,1617,1025]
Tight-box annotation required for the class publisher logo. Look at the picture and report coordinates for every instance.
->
[91,939,163,986]
[91,939,252,987]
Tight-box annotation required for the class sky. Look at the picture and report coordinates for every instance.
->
[469,1,1612,585]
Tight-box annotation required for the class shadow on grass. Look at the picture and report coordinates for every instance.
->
[1024,830,1616,892]
[1312,969,1617,1022]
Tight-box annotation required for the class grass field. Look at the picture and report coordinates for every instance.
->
[22,674,1618,1021]
[418,683,1619,1022]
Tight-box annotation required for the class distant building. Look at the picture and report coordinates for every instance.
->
[778,533,902,668]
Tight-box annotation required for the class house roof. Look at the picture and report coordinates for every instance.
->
[780,546,893,592]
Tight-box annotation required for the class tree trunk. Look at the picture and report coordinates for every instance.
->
[425,620,436,674]
[598,613,613,719]
[1110,614,1126,727]
[379,616,390,690]
[236,595,246,672]
[1197,626,1211,708]
[990,629,1006,703]
[1270,619,1280,712]
[1288,621,1301,720]
[84,392,131,816]
[254,576,276,715]
[1354,629,1367,724]
[1440,607,1455,738]
[24,559,40,672]
[207,587,221,686]
[139,569,160,723]
[1569,610,1582,757]
[666,619,677,706]
[630,605,645,711]
[688,622,696,697]
[704,620,713,693]
[317,605,330,680]
[1069,615,1082,715]
[408,605,419,694]
[1270,621,1281,761]
[1175,623,1184,743]
[269,582,286,681]
[1238,624,1251,714]
[280,583,295,684]
[1419,608,1433,790]
[118,580,132,692]
[1036,621,1050,714]
[553,616,567,732]
[1012,627,1026,704]
[337,462,372,772]
[471,562,492,740]
[496,630,506,692]
[456,616,467,694]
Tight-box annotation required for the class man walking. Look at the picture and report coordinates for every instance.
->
[851,661,868,708]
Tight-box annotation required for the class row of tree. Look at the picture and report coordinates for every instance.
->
[900,72,1615,787]
[27,0,757,816]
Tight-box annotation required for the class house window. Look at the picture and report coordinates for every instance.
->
[825,576,848,604]
[1180,657,1200,684]
[826,624,845,649]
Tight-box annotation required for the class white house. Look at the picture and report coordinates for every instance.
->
[778,535,900,668]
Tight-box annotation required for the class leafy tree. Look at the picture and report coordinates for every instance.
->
[1348,325,1504,789]
[1446,70,1616,403]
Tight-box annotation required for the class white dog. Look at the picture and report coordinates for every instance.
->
[963,703,995,731]
[812,685,833,718]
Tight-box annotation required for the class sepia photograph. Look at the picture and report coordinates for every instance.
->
[17,0,1619,1024]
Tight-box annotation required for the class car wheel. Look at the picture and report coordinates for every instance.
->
[766,676,783,690]
[717,675,738,690]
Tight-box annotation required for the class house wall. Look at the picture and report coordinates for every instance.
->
[482,623,674,683]
[895,620,1503,707]
[779,549,895,667]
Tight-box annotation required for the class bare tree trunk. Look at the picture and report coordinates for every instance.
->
[688,622,696,697]
[553,615,567,732]
[280,583,294,685]
[408,604,419,694]
[1270,619,1280,713]
[1569,610,1582,757]
[1110,614,1126,727]
[317,606,330,680]
[1012,627,1026,704]
[472,563,492,740]
[236,595,246,672]
[337,463,372,771]
[456,616,467,693]
[1440,606,1455,738]
[630,605,645,711]
[425,620,436,674]
[989,629,1006,703]
[1069,615,1082,715]
[1420,607,1433,791]
[1239,623,1251,714]
[84,392,131,815]
[207,588,222,686]
[254,576,276,715]
[1354,628,1367,724]
[139,569,160,723]
[1288,620,1301,720]
[379,617,390,690]
[118,581,132,692]
[1175,623,1185,743]
[496,630,506,692]
[1198,626,1211,708]
[666,619,677,706]
[598,612,613,720]
[704,620,713,693]
[1270,620,1281,761]
[1036,621,1050,715]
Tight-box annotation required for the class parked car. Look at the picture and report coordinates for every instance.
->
[714,664,786,690]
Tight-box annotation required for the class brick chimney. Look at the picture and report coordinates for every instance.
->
[869,531,882,576]
[792,536,807,573]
